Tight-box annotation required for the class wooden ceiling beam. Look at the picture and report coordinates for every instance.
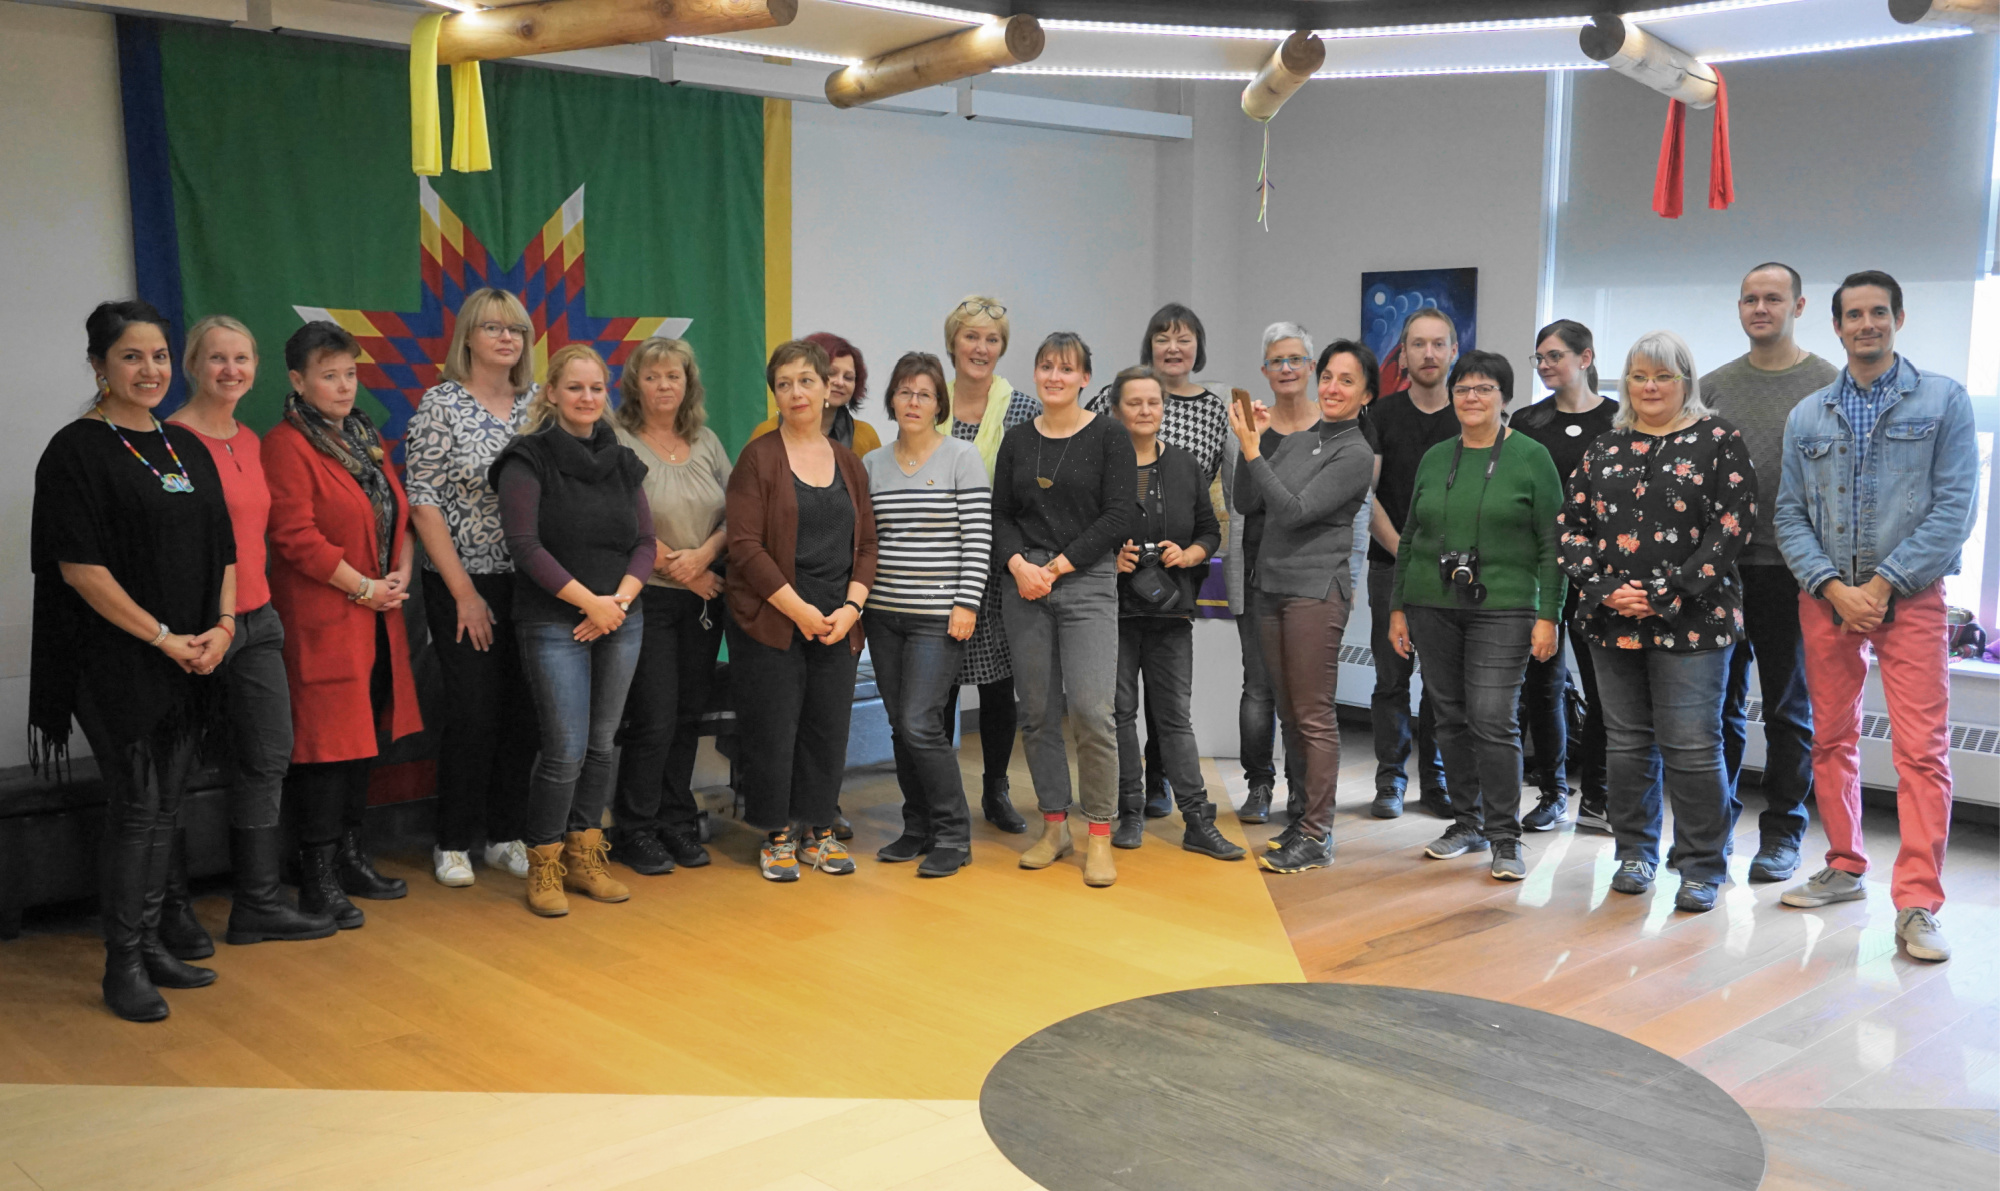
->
[435,0,797,66]
[824,14,1043,110]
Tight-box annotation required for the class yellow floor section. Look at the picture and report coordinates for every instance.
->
[0,758,1301,1103]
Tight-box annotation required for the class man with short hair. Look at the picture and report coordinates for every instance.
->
[1220,323,1320,823]
[1365,309,1458,818]
[1773,271,1978,964]
[1702,262,1838,882]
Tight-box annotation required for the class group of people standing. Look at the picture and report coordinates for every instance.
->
[32,263,1976,1024]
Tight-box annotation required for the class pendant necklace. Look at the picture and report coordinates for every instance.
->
[99,409,194,493]
[1034,424,1076,489]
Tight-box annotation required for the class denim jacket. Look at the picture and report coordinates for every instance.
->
[1773,356,1979,597]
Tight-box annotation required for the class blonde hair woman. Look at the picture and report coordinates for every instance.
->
[607,338,731,875]
[404,288,540,889]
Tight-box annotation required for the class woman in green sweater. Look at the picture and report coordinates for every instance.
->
[1387,350,1566,881]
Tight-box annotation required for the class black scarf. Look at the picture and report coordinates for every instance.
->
[285,392,395,573]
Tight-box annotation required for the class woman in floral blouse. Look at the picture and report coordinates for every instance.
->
[1558,330,1756,915]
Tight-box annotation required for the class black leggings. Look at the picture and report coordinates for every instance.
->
[943,677,1018,781]
[287,619,390,845]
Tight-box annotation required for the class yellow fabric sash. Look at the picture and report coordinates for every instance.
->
[949,375,1017,479]
[411,14,491,176]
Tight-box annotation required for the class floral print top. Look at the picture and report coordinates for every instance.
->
[402,381,535,574]
[1558,416,1756,653]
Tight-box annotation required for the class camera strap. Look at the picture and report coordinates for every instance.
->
[1442,430,1507,555]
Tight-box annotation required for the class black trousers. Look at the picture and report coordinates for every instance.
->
[942,678,1018,783]
[613,585,723,833]
[75,684,199,953]
[1722,564,1815,849]
[729,623,857,832]
[285,618,389,845]
[423,571,537,851]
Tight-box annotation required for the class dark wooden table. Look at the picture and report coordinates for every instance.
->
[981,982,1766,1191]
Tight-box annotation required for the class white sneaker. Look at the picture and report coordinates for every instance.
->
[1896,907,1951,963]
[483,839,530,878]
[432,847,475,887]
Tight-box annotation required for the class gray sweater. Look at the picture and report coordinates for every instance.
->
[1232,419,1375,603]
[1704,351,1838,567]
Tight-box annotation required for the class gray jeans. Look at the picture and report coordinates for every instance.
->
[1003,558,1120,823]
[218,603,294,830]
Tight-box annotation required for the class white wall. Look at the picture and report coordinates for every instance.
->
[0,3,135,766]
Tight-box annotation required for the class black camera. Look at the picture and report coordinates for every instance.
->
[1136,542,1165,570]
[1438,548,1487,605]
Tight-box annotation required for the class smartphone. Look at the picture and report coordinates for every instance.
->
[1232,387,1256,429]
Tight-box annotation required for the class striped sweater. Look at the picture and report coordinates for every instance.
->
[860,436,993,616]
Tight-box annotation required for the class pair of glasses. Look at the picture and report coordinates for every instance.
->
[1627,373,1685,389]
[1264,355,1310,371]
[1530,350,1570,366]
[954,300,1006,320]
[1452,383,1501,399]
[892,388,935,404]
[477,322,531,340]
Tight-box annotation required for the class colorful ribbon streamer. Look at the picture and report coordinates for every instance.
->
[411,13,491,176]
[1653,69,1732,219]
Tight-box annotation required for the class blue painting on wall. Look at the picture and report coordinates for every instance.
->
[1362,268,1478,395]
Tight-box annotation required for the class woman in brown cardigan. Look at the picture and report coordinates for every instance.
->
[726,340,879,883]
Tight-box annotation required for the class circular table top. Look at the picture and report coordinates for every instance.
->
[980,982,1765,1191]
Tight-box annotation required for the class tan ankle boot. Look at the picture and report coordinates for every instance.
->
[1083,831,1117,887]
[525,843,569,917]
[1019,815,1073,869]
[562,829,631,902]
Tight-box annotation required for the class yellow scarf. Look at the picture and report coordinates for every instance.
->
[950,375,1017,479]
[410,14,491,175]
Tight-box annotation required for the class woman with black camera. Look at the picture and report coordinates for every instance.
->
[1107,366,1239,860]
[1386,350,1567,882]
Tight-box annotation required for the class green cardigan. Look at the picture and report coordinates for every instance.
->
[1391,429,1567,620]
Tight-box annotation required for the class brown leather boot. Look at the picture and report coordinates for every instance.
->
[1019,815,1073,869]
[1083,830,1118,888]
[525,843,569,917]
[562,829,631,903]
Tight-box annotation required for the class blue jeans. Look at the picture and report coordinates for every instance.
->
[867,610,972,848]
[1003,558,1120,823]
[1369,562,1445,796]
[1406,606,1534,842]
[1591,644,1740,884]
[1722,564,1815,849]
[517,613,645,847]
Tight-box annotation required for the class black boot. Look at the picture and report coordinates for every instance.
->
[1238,783,1273,825]
[100,804,168,1022]
[335,827,407,900]
[156,828,215,960]
[299,842,365,929]
[1113,787,1146,850]
[226,827,337,945]
[1181,803,1246,861]
[981,774,1027,834]
[140,830,215,990]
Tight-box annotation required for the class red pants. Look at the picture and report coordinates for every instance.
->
[1798,583,1953,913]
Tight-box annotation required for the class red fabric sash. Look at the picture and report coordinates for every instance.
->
[1652,70,1733,218]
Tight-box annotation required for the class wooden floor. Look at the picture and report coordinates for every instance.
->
[1,724,1994,1188]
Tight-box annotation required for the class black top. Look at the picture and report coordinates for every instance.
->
[792,466,856,614]
[491,422,654,625]
[30,417,234,748]
[1119,443,1221,618]
[1511,395,1619,484]
[1558,417,1758,653]
[1366,390,1459,566]
[992,413,1138,572]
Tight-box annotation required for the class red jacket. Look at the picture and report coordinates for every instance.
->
[263,421,423,763]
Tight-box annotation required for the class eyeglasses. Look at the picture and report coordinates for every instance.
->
[1530,350,1570,366]
[1263,355,1310,371]
[477,322,531,340]
[1626,373,1686,389]
[892,388,935,404]
[954,300,1006,320]
[1451,383,1501,399]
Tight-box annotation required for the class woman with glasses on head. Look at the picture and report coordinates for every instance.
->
[1229,341,1380,875]
[1559,331,1756,913]
[1385,351,1567,881]
[1512,319,1615,836]
[939,296,1042,836]
[863,352,991,879]
[404,288,540,889]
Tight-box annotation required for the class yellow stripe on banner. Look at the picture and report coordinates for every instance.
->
[762,97,792,422]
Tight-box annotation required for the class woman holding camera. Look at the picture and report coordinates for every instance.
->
[1107,367,1240,860]
[1386,350,1567,882]
[1228,340,1379,875]
[1559,331,1755,913]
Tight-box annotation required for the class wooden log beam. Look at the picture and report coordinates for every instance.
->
[824,14,1043,110]
[1579,12,1717,109]
[1240,31,1324,122]
[436,0,796,66]
[1888,0,2000,30]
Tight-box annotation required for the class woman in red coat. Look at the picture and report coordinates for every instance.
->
[265,321,423,930]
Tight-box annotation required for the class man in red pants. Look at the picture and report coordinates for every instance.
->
[1770,271,1979,963]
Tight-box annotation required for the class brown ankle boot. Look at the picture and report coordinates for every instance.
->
[1083,830,1117,887]
[525,843,569,917]
[562,829,631,903]
[1019,815,1073,869]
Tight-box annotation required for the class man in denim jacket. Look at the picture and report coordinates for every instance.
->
[1771,270,1978,963]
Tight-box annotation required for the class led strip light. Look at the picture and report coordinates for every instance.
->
[666,34,859,65]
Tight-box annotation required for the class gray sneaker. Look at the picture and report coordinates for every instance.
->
[1896,907,1951,962]
[1780,866,1868,908]
[1490,839,1527,881]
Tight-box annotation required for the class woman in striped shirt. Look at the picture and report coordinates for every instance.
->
[862,352,994,879]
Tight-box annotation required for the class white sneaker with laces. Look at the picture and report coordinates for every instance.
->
[1780,866,1867,908]
[432,847,475,887]
[1895,907,1951,962]
[483,839,530,878]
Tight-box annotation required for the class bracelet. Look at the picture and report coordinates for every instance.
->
[216,618,237,638]
[149,621,170,648]
[842,599,864,615]
[350,577,373,603]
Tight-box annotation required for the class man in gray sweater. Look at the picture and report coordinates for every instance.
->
[1703,262,1839,883]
